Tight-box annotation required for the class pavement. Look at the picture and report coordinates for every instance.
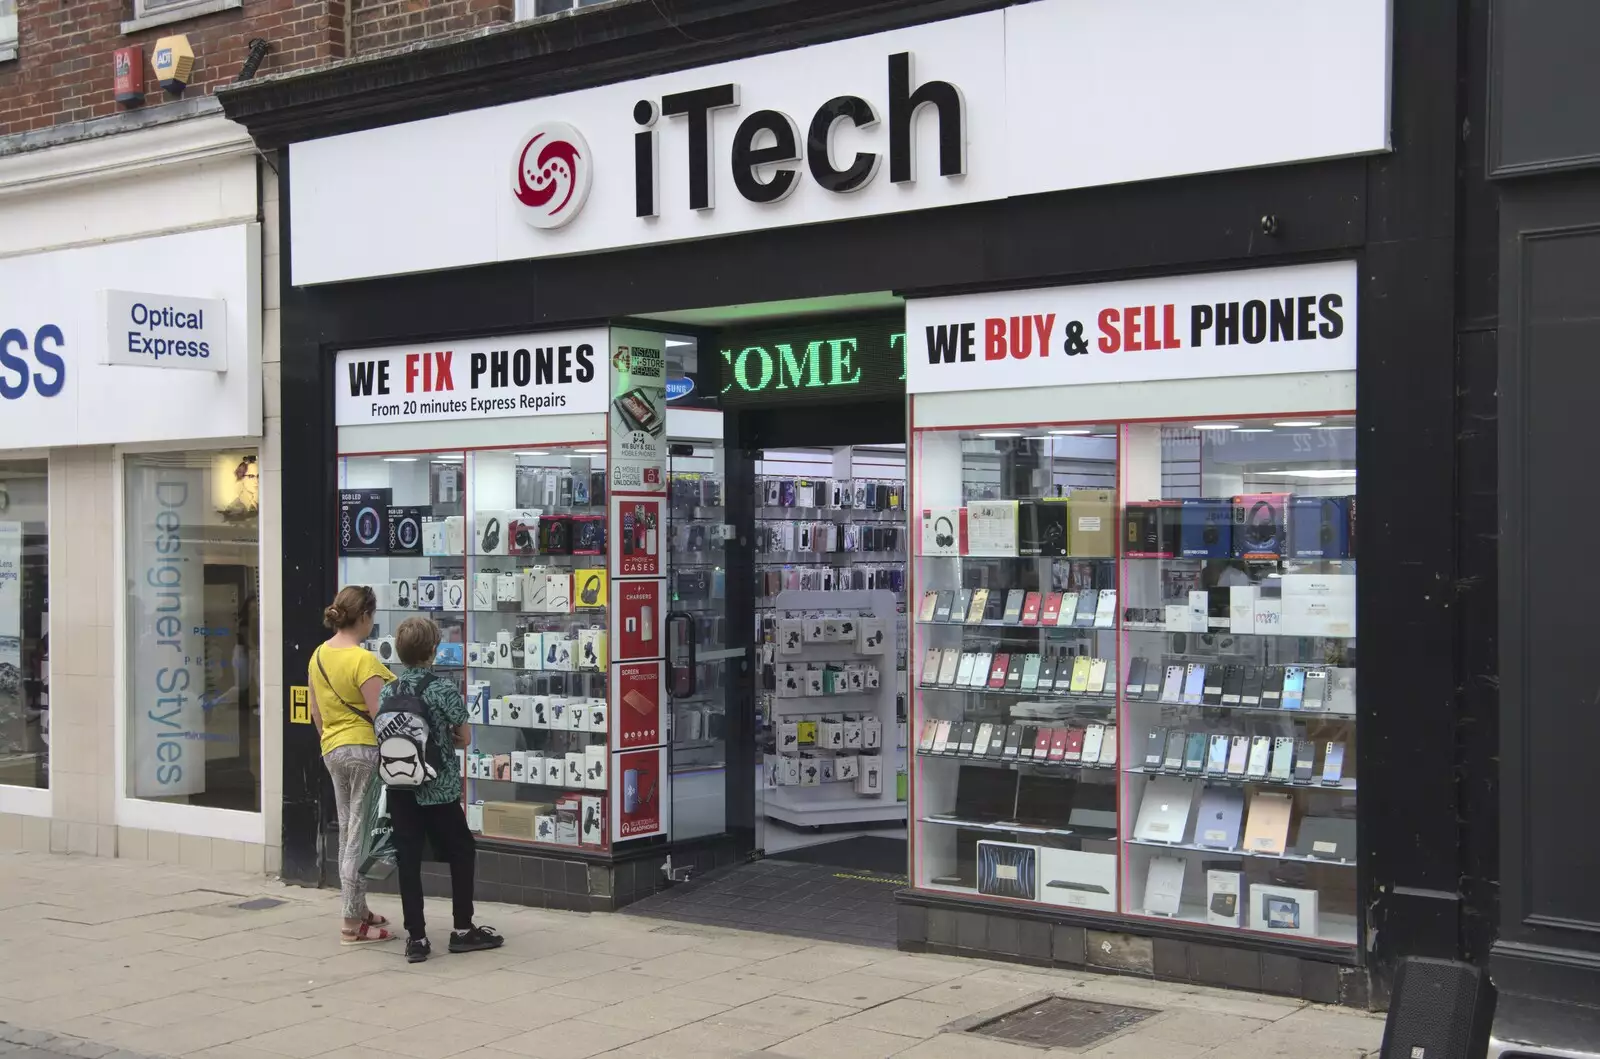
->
[0,851,1384,1059]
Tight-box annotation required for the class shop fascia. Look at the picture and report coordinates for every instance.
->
[635,51,963,214]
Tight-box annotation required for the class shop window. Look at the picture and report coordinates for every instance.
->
[0,0,17,60]
[911,414,1357,946]
[127,0,241,32]
[124,450,260,811]
[0,460,48,790]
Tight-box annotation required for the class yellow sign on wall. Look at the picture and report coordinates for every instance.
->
[289,686,311,725]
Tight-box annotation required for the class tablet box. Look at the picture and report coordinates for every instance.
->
[1280,574,1356,637]
[1180,498,1233,558]
[1206,870,1244,927]
[1232,493,1289,560]
[1287,495,1353,559]
[1065,489,1115,557]
[1037,848,1116,912]
[1249,883,1319,937]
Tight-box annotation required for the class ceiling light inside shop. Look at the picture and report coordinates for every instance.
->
[1193,423,1239,431]
[1049,429,1093,436]
[1273,420,1323,427]
[1091,433,1117,439]
[1234,428,1273,434]
[977,432,1022,438]
[515,452,549,457]
[383,457,419,463]
[573,448,606,454]
[1258,468,1357,479]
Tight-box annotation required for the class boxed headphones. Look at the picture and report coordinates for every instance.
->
[1180,498,1233,558]
[919,507,963,557]
[1018,499,1069,557]
[574,569,607,608]
[571,515,605,555]
[1233,493,1288,560]
[1287,494,1352,559]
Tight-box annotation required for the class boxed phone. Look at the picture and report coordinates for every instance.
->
[1232,493,1289,561]
[1065,489,1115,557]
[1180,498,1233,558]
[1280,574,1356,637]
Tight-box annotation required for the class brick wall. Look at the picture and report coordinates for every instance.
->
[0,0,345,137]
[350,0,511,57]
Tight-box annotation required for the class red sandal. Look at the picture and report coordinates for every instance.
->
[340,921,394,945]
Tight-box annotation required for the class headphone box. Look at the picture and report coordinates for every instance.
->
[1232,493,1289,560]
[508,517,539,556]
[1287,495,1352,559]
[444,516,465,555]
[574,569,607,609]
[475,510,510,556]
[442,579,466,612]
[471,573,496,611]
[1065,490,1115,557]
[496,573,522,603]
[571,515,605,555]
[540,514,573,555]
[416,575,442,611]
[1018,500,1069,557]
[919,507,964,557]
[544,572,573,614]
[338,489,391,557]
[1180,498,1233,558]
[386,505,427,556]
[1124,500,1181,558]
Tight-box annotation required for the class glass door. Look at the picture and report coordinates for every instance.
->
[665,440,733,840]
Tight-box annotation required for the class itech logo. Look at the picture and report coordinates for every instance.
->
[0,325,66,400]
[512,122,593,229]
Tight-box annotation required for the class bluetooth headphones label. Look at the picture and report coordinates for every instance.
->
[905,261,1358,396]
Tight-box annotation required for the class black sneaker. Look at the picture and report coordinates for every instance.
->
[449,925,504,953]
[405,936,431,964]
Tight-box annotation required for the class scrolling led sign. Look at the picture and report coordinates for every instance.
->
[717,314,906,406]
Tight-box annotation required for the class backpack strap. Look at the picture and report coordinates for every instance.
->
[313,646,375,725]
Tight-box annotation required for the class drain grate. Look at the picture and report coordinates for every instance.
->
[232,897,286,911]
[967,996,1158,1049]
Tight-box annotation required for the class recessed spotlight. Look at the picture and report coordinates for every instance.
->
[977,432,1022,439]
[1273,420,1323,427]
[1193,424,1239,431]
[1049,429,1093,436]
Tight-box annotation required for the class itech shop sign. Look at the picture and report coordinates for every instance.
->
[905,261,1359,395]
[334,329,608,426]
[104,291,227,372]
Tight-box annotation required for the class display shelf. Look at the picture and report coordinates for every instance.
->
[917,619,1113,630]
[1123,836,1355,866]
[1131,700,1357,720]
[1130,904,1359,947]
[764,791,909,826]
[916,684,1116,705]
[1122,621,1355,640]
[919,815,1077,837]
[915,751,1117,772]
[1123,767,1357,793]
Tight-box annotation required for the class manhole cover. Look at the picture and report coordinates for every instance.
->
[232,897,286,910]
[967,997,1158,1049]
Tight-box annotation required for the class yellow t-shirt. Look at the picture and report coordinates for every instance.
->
[310,644,393,755]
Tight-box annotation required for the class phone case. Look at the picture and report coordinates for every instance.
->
[1160,665,1184,703]
[1260,666,1285,706]
[932,591,955,623]
[1226,735,1251,775]
[1163,729,1186,770]
[1240,665,1263,706]
[973,723,995,758]
[955,653,978,687]
[987,726,1008,757]
[969,652,993,688]
[1002,726,1024,758]
[1144,727,1167,768]
[1031,726,1052,760]
[1002,590,1026,625]
[922,648,944,686]
[1246,735,1272,777]
[1048,728,1068,762]
[1081,724,1105,764]
[1221,664,1245,705]
[952,590,972,624]
[1281,666,1306,710]
[1038,653,1058,690]
[1207,734,1231,774]
[1004,655,1025,690]
[937,649,961,685]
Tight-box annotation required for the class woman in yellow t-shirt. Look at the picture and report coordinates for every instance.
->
[309,585,394,944]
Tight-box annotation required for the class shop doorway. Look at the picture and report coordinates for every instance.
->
[628,302,912,943]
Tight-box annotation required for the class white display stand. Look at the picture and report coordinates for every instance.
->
[764,589,907,829]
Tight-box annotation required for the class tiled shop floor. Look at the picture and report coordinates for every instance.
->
[0,851,1382,1059]
[624,860,903,948]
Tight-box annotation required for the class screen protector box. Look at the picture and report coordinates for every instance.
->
[338,489,391,556]
[1180,498,1232,558]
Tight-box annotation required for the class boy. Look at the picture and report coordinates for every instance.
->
[381,617,504,963]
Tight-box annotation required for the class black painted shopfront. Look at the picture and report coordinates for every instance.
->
[219,0,1500,1013]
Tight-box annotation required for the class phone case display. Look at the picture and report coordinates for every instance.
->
[760,590,903,830]
[911,415,1358,949]
[664,456,733,835]
[753,451,911,820]
[339,448,613,850]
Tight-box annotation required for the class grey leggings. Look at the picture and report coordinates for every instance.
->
[325,745,379,922]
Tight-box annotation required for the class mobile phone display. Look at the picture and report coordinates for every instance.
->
[1144,728,1167,769]
[1280,666,1307,710]
[1270,736,1296,779]
[1182,663,1206,705]
[1184,732,1208,773]
[1246,735,1272,777]
[1302,669,1329,711]
[1125,657,1148,697]
[1160,665,1184,703]
[1321,741,1347,784]
[1294,739,1317,782]
[1163,729,1186,771]
[1207,734,1231,774]
[1226,735,1250,774]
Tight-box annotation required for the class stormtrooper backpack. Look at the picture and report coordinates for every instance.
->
[374,675,443,788]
